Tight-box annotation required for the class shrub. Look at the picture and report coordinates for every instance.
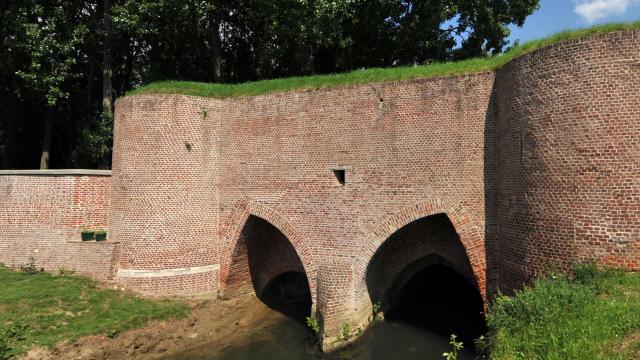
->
[0,321,29,360]
[305,316,320,334]
[18,258,38,275]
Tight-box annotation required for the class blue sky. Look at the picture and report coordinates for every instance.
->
[508,0,640,44]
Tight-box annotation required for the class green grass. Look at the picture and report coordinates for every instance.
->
[482,265,640,360]
[0,266,188,359]
[129,20,640,99]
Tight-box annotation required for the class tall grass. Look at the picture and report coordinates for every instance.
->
[480,264,640,360]
[129,20,640,99]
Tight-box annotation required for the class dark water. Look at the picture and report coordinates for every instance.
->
[166,264,483,360]
[165,312,475,360]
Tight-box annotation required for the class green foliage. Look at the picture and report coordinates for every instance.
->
[0,267,188,357]
[130,20,640,100]
[371,302,382,322]
[305,316,320,334]
[18,257,38,275]
[57,268,76,276]
[1,0,542,169]
[442,334,464,360]
[0,320,29,360]
[341,321,351,340]
[13,1,86,107]
[485,265,640,360]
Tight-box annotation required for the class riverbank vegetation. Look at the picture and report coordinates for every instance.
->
[0,264,187,359]
[480,264,640,359]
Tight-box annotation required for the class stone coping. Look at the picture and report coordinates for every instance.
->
[0,169,111,176]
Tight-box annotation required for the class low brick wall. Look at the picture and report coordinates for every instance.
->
[0,170,116,281]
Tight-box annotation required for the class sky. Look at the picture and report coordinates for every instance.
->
[508,0,640,44]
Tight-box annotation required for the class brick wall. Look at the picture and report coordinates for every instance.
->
[0,171,115,280]
[114,72,496,338]
[27,28,637,345]
[110,95,221,295]
[496,30,640,292]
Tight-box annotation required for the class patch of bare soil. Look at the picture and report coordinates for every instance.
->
[619,331,640,358]
[22,295,279,360]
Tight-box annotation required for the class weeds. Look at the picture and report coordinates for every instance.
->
[370,302,382,323]
[485,263,640,360]
[57,268,76,276]
[442,334,463,360]
[19,257,38,275]
[0,320,29,360]
[305,317,320,335]
[341,321,351,340]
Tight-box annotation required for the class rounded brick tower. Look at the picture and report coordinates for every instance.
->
[109,94,222,294]
[495,30,640,291]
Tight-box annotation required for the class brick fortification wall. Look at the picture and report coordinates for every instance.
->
[496,30,640,291]
[113,73,497,338]
[110,30,639,343]
[1,29,637,346]
[0,171,115,280]
[110,96,220,295]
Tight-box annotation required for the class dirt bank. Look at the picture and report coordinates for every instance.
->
[22,295,281,360]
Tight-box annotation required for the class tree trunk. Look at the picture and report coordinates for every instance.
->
[102,0,113,117]
[210,11,222,81]
[39,107,53,169]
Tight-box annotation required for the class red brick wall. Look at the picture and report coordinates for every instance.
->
[496,30,640,292]
[0,171,115,280]
[110,30,640,343]
[110,95,221,295]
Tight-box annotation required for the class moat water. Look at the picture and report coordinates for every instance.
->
[164,310,476,360]
[164,265,484,360]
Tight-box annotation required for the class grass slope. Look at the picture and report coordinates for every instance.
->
[130,21,640,99]
[0,266,188,359]
[483,265,640,360]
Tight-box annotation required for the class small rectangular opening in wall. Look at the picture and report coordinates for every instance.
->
[332,169,346,186]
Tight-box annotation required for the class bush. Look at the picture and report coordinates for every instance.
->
[0,321,29,360]
[18,258,38,275]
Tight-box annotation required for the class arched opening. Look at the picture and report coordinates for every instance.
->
[366,213,486,350]
[226,215,312,321]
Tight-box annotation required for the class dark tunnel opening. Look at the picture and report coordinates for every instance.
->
[385,263,486,350]
[258,271,312,321]
[231,215,313,323]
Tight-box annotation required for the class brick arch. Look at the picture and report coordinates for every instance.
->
[219,198,318,300]
[361,198,486,301]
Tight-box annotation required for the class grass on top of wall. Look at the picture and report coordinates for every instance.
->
[0,263,188,359]
[129,20,640,99]
[480,264,640,360]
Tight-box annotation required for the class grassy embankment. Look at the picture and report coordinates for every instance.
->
[129,21,640,99]
[482,265,640,360]
[0,264,188,359]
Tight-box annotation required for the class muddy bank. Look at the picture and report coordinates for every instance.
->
[22,295,282,360]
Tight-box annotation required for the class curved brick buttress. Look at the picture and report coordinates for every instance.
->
[110,95,222,295]
[496,30,640,292]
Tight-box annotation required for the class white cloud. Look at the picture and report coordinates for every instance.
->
[574,0,638,23]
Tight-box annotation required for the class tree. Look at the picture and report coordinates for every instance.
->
[14,1,88,169]
[0,0,540,169]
